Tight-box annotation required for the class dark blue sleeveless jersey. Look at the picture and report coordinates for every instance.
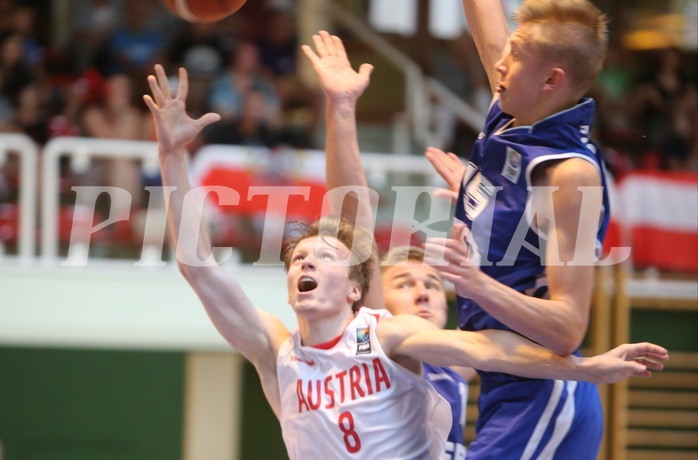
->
[423,363,468,459]
[454,98,610,335]
[453,98,607,459]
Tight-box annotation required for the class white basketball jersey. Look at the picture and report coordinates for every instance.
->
[277,307,451,459]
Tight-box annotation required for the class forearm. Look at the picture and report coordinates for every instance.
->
[325,99,375,221]
[325,99,384,308]
[401,327,586,381]
[461,0,509,92]
[468,329,592,380]
[464,272,589,355]
[158,148,213,270]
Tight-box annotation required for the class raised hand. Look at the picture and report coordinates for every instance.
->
[424,222,480,298]
[425,146,466,203]
[143,64,221,153]
[582,342,669,384]
[301,30,373,104]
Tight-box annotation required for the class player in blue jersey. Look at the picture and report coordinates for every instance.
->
[381,246,473,459]
[423,0,616,458]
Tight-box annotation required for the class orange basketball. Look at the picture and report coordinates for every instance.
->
[162,0,247,23]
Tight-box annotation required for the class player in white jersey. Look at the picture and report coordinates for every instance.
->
[144,61,667,460]
[277,306,452,459]
[303,30,473,458]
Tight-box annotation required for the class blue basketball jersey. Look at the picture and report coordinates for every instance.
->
[454,98,610,334]
[423,363,469,460]
[453,98,609,459]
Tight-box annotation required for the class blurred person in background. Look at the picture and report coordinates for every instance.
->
[208,40,281,127]
[256,9,321,146]
[79,72,153,208]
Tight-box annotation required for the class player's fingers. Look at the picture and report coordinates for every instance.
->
[154,64,172,100]
[433,188,458,203]
[312,33,329,57]
[196,112,222,127]
[358,63,374,80]
[301,44,320,66]
[438,271,462,286]
[176,67,189,101]
[143,94,158,113]
[332,35,348,61]
[425,147,455,177]
[635,358,664,371]
[632,367,652,378]
[423,241,449,266]
[320,30,337,56]
[147,74,166,106]
[644,343,669,359]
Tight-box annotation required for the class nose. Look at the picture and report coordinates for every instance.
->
[495,57,506,77]
[301,255,316,271]
[414,282,430,304]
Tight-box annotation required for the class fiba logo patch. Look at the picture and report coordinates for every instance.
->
[501,147,522,183]
[356,327,371,355]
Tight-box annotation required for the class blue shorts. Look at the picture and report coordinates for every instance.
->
[467,375,603,460]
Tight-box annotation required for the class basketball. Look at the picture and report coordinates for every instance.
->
[162,0,247,23]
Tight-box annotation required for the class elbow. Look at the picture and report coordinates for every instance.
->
[551,333,585,357]
[551,343,577,357]
[177,260,191,280]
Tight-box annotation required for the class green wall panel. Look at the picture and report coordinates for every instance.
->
[0,347,184,460]
[239,361,287,460]
[630,310,698,352]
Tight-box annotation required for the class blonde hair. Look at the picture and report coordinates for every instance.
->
[282,216,376,312]
[382,246,429,272]
[515,0,608,95]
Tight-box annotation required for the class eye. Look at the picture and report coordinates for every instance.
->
[293,254,304,262]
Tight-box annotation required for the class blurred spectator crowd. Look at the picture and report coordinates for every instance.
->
[0,0,321,207]
[0,0,319,150]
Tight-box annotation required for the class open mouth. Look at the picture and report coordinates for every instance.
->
[298,276,318,293]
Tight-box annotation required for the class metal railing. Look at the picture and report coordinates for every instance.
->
[41,137,160,260]
[0,133,38,259]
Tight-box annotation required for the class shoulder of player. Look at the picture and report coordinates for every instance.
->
[533,157,600,188]
[248,308,292,367]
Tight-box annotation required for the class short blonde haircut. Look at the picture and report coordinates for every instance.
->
[515,0,608,96]
[282,216,376,312]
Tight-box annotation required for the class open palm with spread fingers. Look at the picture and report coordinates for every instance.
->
[143,64,221,153]
[425,146,466,203]
[584,342,668,384]
[301,30,373,104]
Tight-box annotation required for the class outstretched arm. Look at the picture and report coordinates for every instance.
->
[462,0,510,93]
[378,315,668,384]
[143,66,289,396]
[302,31,385,309]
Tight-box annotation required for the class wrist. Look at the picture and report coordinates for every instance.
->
[462,270,490,302]
[326,96,358,112]
[570,355,597,382]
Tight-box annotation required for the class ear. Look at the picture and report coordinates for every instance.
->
[544,67,566,89]
[348,281,362,304]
